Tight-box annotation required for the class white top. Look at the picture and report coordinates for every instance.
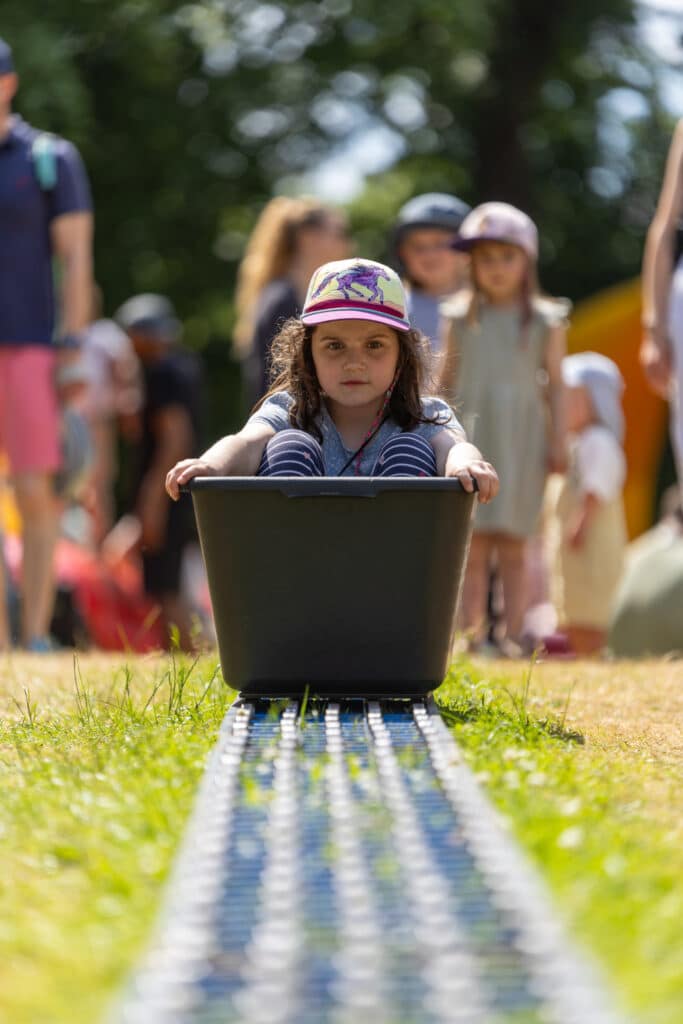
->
[573,425,625,502]
[80,318,141,420]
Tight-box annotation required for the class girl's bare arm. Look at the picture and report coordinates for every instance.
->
[544,323,567,473]
[642,119,683,393]
[643,120,683,338]
[165,422,275,499]
[431,430,498,503]
[566,491,601,549]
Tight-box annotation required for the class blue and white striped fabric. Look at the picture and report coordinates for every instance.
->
[249,391,463,476]
[258,430,326,476]
[373,433,437,476]
[258,429,437,477]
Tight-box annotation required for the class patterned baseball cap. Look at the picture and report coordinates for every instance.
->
[452,202,538,260]
[301,258,411,332]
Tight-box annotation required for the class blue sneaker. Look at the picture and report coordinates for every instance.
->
[25,635,60,653]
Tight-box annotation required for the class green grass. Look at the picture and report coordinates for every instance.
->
[0,654,233,1024]
[1,654,682,1024]
[437,659,683,1024]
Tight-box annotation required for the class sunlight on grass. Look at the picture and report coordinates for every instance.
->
[437,656,683,1024]
[1,653,683,1023]
[0,653,234,1024]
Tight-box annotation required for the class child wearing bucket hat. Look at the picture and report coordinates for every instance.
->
[544,352,627,655]
[390,193,470,366]
[166,258,498,496]
[439,202,570,654]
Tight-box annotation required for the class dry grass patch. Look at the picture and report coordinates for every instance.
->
[477,656,683,835]
[0,652,185,716]
[439,657,683,1023]
[506,658,683,763]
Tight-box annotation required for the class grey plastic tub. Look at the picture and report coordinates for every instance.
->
[187,477,475,698]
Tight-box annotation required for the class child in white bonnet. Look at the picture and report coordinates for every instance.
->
[544,351,628,655]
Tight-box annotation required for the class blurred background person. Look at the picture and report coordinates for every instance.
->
[0,37,93,652]
[76,285,142,546]
[232,197,350,404]
[641,118,683,501]
[440,202,568,656]
[545,353,627,656]
[114,294,203,650]
[390,192,470,373]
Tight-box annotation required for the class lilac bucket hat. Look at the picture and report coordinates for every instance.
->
[301,258,411,332]
[452,202,539,260]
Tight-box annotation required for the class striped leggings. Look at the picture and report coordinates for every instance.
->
[258,429,437,477]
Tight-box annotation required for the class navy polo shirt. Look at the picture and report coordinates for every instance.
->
[0,115,92,346]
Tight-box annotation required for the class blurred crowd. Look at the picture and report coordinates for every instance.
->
[1,34,682,658]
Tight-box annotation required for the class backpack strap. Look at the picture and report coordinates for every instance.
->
[31,132,58,191]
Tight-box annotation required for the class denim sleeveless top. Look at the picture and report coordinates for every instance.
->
[248,391,464,476]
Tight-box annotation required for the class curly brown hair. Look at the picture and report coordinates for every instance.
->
[253,319,440,442]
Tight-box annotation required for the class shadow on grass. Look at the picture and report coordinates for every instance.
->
[438,698,585,745]
[436,660,585,747]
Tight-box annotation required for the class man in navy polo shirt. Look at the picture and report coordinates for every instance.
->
[0,38,93,651]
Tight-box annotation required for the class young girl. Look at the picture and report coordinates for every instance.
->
[166,259,498,499]
[438,202,568,654]
[545,352,627,655]
[391,193,470,367]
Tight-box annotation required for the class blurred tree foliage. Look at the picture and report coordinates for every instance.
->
[3,0,677,431]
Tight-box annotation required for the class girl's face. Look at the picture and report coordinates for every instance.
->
[311,319,400,411]
[398,228,465,294]
[298,213,351,267]
[470,241,529,303]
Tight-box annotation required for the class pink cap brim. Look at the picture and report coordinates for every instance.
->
[451,233,537,259]
[301,308,411,332]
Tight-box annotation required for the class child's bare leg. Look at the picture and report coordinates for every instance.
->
[565,625,605,656]
[496,534,528,642]
[461,533,494,645]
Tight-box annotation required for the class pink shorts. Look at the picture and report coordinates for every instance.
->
[0,346,61,475]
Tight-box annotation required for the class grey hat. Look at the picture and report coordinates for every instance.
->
[115,293,180,342]
[395,193,471,234]
[0,38,14,75]
[391,193,471,270]
[562,351,625,442]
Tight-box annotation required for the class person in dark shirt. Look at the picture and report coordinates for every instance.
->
[232,197,350,404]
[115,294,202,650]
[0,37,93,652]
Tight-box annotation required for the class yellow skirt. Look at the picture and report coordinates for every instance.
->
[544,474,627,630]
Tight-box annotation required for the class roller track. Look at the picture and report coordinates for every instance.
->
[117,698,627,1024]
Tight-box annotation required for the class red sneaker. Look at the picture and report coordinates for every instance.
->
[539,632,576,658]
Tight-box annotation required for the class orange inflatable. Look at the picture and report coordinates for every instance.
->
[567,278,668,538]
